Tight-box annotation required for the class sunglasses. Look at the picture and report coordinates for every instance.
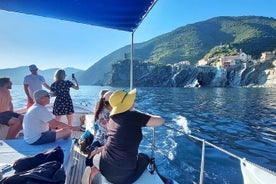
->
[44,94,50,98]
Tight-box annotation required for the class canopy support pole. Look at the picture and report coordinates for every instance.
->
[130,31,134,90]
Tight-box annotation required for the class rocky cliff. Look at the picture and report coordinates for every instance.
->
[110,59,276,88]
[78,16,276,86]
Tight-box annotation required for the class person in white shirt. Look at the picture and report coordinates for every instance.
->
[23,89,80,145]
[23,64,50,108]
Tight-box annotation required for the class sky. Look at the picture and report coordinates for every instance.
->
[0,0,276,70]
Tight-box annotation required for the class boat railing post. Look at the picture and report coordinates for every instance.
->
[148,127,156,174]
[199,140,205,184]
[151,127,155,159]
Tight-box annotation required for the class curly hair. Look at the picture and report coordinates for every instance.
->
[0,77,11,87]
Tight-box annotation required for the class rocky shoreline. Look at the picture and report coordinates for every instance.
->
[110,59,276,88]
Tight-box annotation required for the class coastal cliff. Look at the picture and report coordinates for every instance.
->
[110,59,276,88]
[78,16,276,86]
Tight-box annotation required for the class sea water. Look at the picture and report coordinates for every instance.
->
[11,85,276,184]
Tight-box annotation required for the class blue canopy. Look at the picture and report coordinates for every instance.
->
[0,0,157,32]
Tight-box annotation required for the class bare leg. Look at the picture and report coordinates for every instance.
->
[6,118,21,139]
[18,115,24,130]
[90,166,99,184]
[55,115,62,122]
[66,113,74,126]
[55,128,71,140]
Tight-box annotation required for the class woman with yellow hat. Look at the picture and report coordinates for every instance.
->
[89,88,164,184]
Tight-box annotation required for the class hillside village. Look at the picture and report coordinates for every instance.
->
[111,47,276,88]
[140,47,276,73]
[197,50,275,68]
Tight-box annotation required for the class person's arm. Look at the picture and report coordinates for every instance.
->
[88,146,103,159]
[71,78,79,90]
[9,101,13,112]
[48,119,80,131]
[42,82,51,90]
[146,115,164,127]
[24,84,33,102]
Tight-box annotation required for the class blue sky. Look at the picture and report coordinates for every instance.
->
[0,0,275,70]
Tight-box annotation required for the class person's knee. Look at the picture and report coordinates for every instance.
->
[56,128,71,140]
[66,128,72,137]
[62,128,72,138]
[18,115,24,123]
[8,117,20,127]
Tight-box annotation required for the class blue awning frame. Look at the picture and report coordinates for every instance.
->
[0,0,158,89]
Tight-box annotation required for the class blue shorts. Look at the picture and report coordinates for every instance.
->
[0,111,21,125]
[31,131,56,145]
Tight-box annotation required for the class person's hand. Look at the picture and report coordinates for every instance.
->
[27,96,33,103]
[71,126,81,131]
[89,147,103,159]
[50,92,56,97]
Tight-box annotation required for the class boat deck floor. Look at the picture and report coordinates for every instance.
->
[67,130,87,184]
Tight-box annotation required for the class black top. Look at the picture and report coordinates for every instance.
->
[100,110,151,170]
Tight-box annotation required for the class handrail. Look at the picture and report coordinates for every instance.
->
[189,133,276,177]
[156,124,276,180]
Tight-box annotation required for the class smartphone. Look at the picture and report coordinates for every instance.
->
[72,73,75,79]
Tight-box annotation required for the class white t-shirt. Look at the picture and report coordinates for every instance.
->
[23,74,46,99]
[23,103,53,144]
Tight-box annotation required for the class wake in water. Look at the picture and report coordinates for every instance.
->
[172,115,191,135]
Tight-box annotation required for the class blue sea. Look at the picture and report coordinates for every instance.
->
[11,85,276,184]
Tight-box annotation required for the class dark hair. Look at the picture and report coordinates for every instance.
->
[99,89,109,98]
[0,77,11,87]
[94,97,105,122]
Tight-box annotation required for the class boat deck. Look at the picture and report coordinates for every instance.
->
[67,130,87,184]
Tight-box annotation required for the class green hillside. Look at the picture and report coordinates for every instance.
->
[79,16,276,85]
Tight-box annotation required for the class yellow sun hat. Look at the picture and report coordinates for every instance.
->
[109,88,137,116]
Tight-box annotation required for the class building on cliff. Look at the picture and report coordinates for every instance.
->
[260,51,275,62]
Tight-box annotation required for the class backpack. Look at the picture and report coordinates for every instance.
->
[0,161,65,184]
[79,130,94,153]
[13,146,64,173]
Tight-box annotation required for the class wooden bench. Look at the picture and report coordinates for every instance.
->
[67,130,87,184]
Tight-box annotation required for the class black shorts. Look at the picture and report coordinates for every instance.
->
[31,131,56,145]
[0,111,21,125]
